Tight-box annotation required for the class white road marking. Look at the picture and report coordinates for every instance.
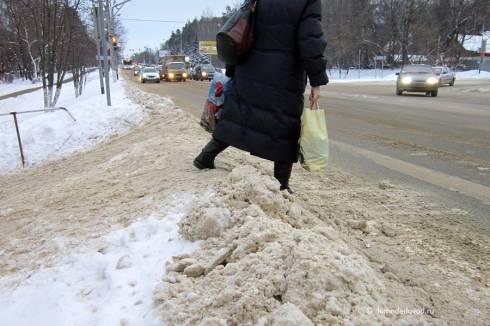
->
[332,140,490,204]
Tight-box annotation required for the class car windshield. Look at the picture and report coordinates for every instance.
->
[168,63,185,69]
[401,66,433,74]
[144,68,157,73]
[433,68,442,74]
[202,65,216,72]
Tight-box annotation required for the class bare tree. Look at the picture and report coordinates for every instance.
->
[0,0,95,104]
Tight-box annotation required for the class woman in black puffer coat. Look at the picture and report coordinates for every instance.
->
[194,0,328,192]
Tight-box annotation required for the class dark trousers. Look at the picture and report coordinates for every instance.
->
[200,138,293,189]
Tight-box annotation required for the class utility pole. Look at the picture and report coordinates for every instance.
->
[93,4,104,95]
[98,0,111,106]
[479,26,487,75]
[358,48,361,80]
[106,0,117,82]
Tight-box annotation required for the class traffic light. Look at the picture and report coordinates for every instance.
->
[111,36,118,47]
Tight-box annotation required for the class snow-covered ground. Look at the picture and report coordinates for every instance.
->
[0,193,201,326]
[0,79,488,325]
[328,68,399,82]
[0,73,148,172]
[455,69,490,80]
[327,69,490,82]
[0,79,41,97]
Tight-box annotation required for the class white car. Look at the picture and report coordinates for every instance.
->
[140,67,160,83]
[433,66,456,86]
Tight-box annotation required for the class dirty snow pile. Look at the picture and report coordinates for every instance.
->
[156,166,427,325]
[0,196,200,326]
[0,74,148,172]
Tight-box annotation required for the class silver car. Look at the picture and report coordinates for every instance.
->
[140,67,160,83]
[433,66,456,86]
[396,64,440,97]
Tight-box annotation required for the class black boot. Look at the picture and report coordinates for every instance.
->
[194,138,229,170]
[193,154,216,169]
[274,162,293,193]
[280,185,294,194]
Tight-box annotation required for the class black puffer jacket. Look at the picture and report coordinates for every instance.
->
[214,0,328,163]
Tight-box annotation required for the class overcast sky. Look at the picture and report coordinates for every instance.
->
[119,0,237,56]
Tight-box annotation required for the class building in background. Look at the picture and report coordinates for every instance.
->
[458,31,490,71]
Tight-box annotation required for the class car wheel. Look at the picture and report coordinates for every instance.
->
[431,90,438,97]
[141,79,145,83]
[396,88,403,96]
[449,79,455,86]
[156,80,160,83]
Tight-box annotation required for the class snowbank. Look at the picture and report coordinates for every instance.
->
[0,74,149,173]
[455,70,490,80]
[327,69,398,82]
[327,69,490,83]
[156,166,425,325]
[0,194,201,326]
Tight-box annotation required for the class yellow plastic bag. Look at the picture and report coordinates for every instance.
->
[299,103,329,172]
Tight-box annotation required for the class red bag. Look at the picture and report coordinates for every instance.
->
[200,81,224,133]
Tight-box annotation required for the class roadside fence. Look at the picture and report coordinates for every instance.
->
[0,108,77,167]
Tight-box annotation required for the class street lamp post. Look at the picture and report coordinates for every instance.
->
[93,4,105,95]
[97,0,111,106]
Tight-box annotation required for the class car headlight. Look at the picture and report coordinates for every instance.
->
[169,73,175,79]
[202,72,207,76]
[183,73,188,78]
[401,76,412,84]
[426,77,438,85]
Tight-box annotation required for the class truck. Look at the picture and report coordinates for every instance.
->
[160,55,189,82]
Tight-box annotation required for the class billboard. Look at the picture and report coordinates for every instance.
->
[199,41,218,55]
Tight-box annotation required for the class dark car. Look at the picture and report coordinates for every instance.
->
[193,64,216,81]
[396,64,439,97]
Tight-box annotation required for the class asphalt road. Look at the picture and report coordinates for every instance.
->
[125,71,490,231]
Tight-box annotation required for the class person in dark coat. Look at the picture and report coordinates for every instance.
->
[194,0,328,192]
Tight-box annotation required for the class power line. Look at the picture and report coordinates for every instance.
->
[120,18,185,23]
